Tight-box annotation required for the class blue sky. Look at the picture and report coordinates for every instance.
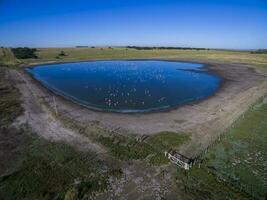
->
[0,0,266,49]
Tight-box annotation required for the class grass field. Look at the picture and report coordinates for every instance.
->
[0,67,23,126]
[181,97,267,199]
[14,47,266,74]
[1,47,267,73]
[0,48,20,66]
[96,131,190,165]
[0,127,122,200]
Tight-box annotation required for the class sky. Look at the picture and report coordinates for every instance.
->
[0,0,266,49]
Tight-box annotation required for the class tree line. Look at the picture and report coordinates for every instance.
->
[11,47,38,59]
[126,46,209,50]
[250,49,267,54]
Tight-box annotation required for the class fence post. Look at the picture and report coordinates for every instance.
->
[53,96,58,116]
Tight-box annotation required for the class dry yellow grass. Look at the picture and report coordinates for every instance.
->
[21,47,267,74]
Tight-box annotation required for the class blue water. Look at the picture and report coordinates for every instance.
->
[27,60,221,113]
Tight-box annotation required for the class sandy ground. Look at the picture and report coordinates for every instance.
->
[10,61,267,159]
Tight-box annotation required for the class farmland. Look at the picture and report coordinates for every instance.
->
[22,47,267,73]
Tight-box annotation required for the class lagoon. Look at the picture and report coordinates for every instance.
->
[27,60,221,113]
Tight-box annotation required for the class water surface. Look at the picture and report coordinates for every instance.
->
[27,60,221,113]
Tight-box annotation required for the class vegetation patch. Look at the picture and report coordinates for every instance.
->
[0,48,20,65]
[11,47,38,59]
[147,131,190,165]
[250,49,267,54]
[96,131,190,165]
[148,153,169,165]
[97,135,154,160]
[0,68,23,126]
[201,98,267,199]
[147,131,189,150]
[58,50,67,57]
[174,167,249,200]
[177,97,267,199]
[0,128,122,200]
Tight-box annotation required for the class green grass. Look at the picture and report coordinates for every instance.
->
[0,68,23,126]
[97,135,154,160]
[147,131,190,165]
[202,98,267,199]
[147,131,190,150]
[0,127,122,200]
[96,132,190,165]
[175,167,249,200]
[0,48,20,66]
[178,97,267,199]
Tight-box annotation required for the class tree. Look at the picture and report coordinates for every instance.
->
[11,47,38,59]
[59,51,67,56]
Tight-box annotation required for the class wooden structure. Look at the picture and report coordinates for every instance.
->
[165,150,193,170]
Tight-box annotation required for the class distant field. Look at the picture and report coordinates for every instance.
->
[1,47,267,74]
[18,47,267,73]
